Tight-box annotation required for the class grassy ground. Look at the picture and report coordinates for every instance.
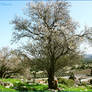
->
[0,78,92,92]
[59,84,92,92]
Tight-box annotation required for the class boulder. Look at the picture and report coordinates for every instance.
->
[0,81,13,88]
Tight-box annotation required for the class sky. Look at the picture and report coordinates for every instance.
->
[70,1,92,54]
[0,1,92,54]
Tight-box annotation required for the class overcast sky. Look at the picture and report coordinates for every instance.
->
[0,1,92,54]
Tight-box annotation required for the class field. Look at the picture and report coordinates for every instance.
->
[0,78,91,92]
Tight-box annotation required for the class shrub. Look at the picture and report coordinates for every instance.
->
[81,82,87,86]
[58,78,75,87]
[58,78,67,85]
[67,79,75,87]
[59,84,67,89]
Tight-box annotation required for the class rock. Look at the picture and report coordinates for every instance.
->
[4,82,13,88]
[0,81,13,88]
[74,84,78,87]
[28,83,32,85]
[5,86,10,88]
[22,86,26,88]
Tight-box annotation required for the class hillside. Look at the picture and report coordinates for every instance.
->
[84,54,92,63]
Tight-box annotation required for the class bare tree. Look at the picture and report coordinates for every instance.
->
[11,1,89,89]
[0,47,31,78]
[11,49,31,78]
[0,47,22,78]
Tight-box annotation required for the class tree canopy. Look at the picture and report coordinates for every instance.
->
[11,1,92,89]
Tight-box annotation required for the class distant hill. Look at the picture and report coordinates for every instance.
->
[84,54,92,63]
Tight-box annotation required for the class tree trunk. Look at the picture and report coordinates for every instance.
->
[91,68,92,76]
[48,72,55,89]
[48,58,57,89]
[33,72,36,83]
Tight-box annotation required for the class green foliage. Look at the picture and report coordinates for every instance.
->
[58,78,67,84]
[0,85,19,92]
[0,78,92,92]
[64,86,90,92]
[81,82,88,86]
[68,79,75,87]
[58,84,68,89]
[0,78,48,91]
[58,78,75,87]
[0,78,22,84]
[13,81,48,91]
[59,84,92,92]
[30,84,48,91]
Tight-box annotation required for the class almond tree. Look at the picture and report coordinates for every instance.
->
[11,1,89,89]
[0,48,24,78]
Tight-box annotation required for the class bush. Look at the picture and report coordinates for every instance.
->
[81,82,87,86]
[59,84,67,89]
[58,78,67,84]
[67,79,75,87]
[58,78,75,87]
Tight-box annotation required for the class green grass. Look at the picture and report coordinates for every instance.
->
[0,78,23,92]
[0,78,92,92]
[28,84,48,90]
[0,78,22,84]
[0,78,48,91]
[0,85,18,92]
[59,84,92,92]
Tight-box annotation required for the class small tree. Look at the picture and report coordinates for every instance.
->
[30,59,39,83]
[0,47,24,78]
[11,49,31,78]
